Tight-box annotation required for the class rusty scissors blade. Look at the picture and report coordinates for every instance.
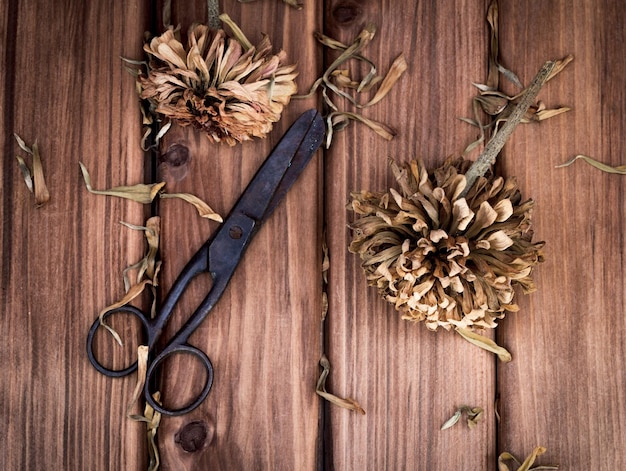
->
[86,109,325,416]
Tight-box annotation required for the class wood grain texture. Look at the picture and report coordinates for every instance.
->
[151,2,324,469]
[323,1,497,469]
[0,0,150,469]
[4,1,626,469]
[496,1,626,468]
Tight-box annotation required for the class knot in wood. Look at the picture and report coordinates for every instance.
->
[331,2,363,25]
[161,143,191,167]
[159,143,191,181]
[175,420,212,453]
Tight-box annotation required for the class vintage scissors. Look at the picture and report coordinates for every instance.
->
[87,109,324,416]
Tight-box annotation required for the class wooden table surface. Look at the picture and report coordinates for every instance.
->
[2,1,625,469]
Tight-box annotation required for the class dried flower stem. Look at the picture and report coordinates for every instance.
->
[207,0,220,29]
[460,60,556,199]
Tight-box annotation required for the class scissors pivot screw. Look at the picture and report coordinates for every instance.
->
[229,225,243,239]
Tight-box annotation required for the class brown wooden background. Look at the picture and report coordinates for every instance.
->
[2,0,625,469]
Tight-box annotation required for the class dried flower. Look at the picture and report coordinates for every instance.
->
[138,14,298,146]
[348,156,544,332]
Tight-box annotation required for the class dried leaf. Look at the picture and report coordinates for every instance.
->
[486,0,522,89]
[14,134,50,206]
[296,25,406,146]
[154,121,172,144]
[316,355,365,414]
[98,279,153,346]
[556,154,626,174]
[126,345,162,471]
[127,345,150,421]
[534,107,571,121]
[498,446,558,471]
[79,162,165,203]
[121,217,161,292]
[467,407,484,429]
[327,111,395,148]
[160,192,223,222]
[15,156,34,193]
[218,13,252,50]
[546,54,574,82]
[145,393,162,471]
[146,396,162,470]
[363,54,408,107]
[31,143,50,206]
[14,133,33,154]
[461,61,556,198]
[440,410,462,430]
[441,405,484,430]
[455,327,512,362]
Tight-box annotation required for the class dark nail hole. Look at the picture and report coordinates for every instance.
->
[175,420,210,453]
[229,225,243,239]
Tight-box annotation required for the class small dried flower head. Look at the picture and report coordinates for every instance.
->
[139,16,298,146]
[348,157,544,331]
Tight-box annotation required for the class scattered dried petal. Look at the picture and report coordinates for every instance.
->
[15,156,34,193]
[14,134,50,206]
[79,162,165,203]
[160,192,223,222]
[455,327,512,362]
[556,154,626,174]
[316,355,365,414]
[441,405,484,430]
[126,346,162,471]
[145,393,162,471]
[31,143,50,206]
[362,54,408,107]
[98,280,153,346]
[326,111,395,147]
[127,345,150,421]
[462,2,572,160]
[440,410,463,430]
[296,25,406,147]
[498,446,558,471]
[121,217,161,295]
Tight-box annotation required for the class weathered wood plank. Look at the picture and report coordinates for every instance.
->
[0,0,150,469]
[151,2,324,469]
[497,1,626,468]
[323,1,496,469]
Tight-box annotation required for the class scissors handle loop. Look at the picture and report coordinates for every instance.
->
[144,344,214,416]
[86,305,151,377]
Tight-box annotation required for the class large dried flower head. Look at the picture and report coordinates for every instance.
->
[138,15,298,146]
[348,156,544,331]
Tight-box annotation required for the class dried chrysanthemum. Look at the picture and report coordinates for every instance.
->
[138,14,298,146]
[348,156,544,331]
